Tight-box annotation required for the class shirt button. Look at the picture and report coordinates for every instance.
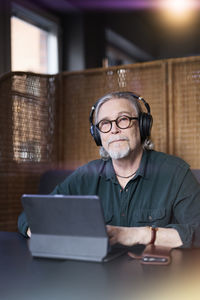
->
[149,215,153,221]
[126,188,128,192]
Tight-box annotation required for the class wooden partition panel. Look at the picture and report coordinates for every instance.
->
[0,72,59,231]
[0,56,200,231]
[61,61,168,169]
[168,57,200,168]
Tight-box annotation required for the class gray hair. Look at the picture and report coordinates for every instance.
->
[94,91,154,160]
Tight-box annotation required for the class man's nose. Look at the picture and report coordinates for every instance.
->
[110,121,120,134]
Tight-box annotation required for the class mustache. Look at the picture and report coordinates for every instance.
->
[107,135,129,145]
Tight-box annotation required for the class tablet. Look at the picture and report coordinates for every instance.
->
[21,194,126,262]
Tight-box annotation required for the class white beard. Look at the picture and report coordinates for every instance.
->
[108,145,131,159]
[106,135,131,160]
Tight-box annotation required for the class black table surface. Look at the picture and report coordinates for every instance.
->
[1,231,200,300]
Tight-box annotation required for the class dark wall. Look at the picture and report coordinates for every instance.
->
[104,12,157,58]
[62,14,85,71]
[144,11,200,59]
[61,13,106,71]
[61,10,200,70]
[0,0,11,75]
[83,13,106,69]
[1,0,200,75]
[61,11,156,70]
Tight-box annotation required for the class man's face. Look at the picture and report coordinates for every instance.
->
[97,98,142,160]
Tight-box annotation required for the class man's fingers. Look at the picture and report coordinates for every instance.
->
[27,227,31,238]
[106,225,113,232]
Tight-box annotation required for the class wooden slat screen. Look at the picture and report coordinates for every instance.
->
[168,57,200,168]
[0,56,200,231]
[0,72,60,231]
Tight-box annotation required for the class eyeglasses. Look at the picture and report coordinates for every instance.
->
[96,115,138,133]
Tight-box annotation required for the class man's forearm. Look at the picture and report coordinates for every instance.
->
[134,227,183,248]
[106,225,183,248]
[138,226,183,248]
[154,227,183,248]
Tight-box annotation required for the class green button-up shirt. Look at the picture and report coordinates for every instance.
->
[18,150,200,248]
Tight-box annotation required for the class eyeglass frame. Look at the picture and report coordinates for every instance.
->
[96,115,139,133]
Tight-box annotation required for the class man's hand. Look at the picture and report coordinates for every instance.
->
[27,227,31,238]
[106,225,151,246]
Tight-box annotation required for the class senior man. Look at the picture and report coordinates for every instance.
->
[18,91,200,248]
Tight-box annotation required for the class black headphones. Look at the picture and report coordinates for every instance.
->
[89,92,153,146]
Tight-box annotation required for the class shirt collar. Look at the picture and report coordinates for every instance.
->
[101,150,150,182]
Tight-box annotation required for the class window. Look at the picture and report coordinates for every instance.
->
[11,4,59,74]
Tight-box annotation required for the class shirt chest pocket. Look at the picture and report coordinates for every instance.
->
[132,208,167,227]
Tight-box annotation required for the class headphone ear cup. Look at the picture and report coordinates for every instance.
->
[90,125,102,146]
[139,113,153,142]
